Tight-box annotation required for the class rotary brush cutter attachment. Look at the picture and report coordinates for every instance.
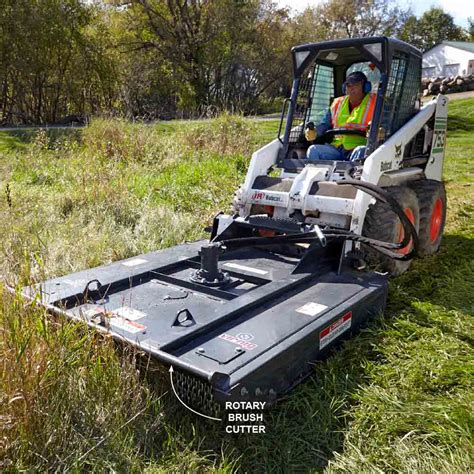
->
[22,191,417,417]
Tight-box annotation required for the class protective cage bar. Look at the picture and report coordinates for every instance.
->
[287,63,334,147]
[380,52,421,141]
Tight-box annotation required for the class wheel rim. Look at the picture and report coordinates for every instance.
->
[396,208,415,255]
[429,198,443,243]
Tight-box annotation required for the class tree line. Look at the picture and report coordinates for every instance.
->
[0,0,471,125]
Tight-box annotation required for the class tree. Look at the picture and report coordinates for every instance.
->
[468,17,474,41]
[112,0,296,115]
[397,7,467,51]
[301,0,409,40]
[291,6,332,44]
[0,0,117,124]
[396,14,421,48]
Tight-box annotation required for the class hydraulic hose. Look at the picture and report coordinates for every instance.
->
[220,231,414,261]
[222,229,406,250]
[219,170,419,262]
[336,168,419,260]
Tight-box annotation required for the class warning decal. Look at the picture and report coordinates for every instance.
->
[319,311,352,349]
[296,302,327,317]
[113,306,146,321]
[109,316,146,334]
[122,258,148,267]
[219,333,258,351]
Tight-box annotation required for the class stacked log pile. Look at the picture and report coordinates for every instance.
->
[422,75,474,96]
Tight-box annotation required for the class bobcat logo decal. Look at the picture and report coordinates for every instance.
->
[395,143,402,159]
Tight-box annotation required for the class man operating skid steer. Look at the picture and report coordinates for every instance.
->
[305,71,376,161]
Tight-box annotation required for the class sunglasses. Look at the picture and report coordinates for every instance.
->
[345,81,363,87]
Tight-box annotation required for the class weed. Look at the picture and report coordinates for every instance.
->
[4,182,12,209]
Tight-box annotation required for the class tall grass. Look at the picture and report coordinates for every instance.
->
[0,114,254,471]
[0,103,473,471]
[0,286,239,472]
[0,114,254,283]
[0,285,161,471]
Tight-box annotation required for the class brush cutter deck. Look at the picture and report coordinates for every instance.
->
[25,235,387,413]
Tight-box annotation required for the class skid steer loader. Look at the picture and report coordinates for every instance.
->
[24,37,447,416]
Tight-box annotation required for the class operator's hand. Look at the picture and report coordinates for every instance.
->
[304,122,317,142]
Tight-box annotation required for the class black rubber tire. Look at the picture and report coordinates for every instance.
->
[409,180,447,257]
[362,186,420,276]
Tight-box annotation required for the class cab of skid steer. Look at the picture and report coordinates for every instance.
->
[278,37,423,170]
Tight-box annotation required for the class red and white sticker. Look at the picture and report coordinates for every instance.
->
[113,306,146,321]
[81,306,146,334]
[319,311,352,349]
[250,191,284,205]
[109,316,146,334]
[219,333,258,351]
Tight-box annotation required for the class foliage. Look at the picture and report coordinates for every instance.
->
[397,7,468,51]
[309,0,407,39]
[110,0,296,116]
[0,0,116,124]
[0,0,469,120]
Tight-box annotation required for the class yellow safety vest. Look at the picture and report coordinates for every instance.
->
[330,93,376,150]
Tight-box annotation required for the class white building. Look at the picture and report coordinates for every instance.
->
[422,41,474,78]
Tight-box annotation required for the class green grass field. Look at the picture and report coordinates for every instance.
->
[0,101,473,472]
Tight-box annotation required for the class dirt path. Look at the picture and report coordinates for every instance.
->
[423,90,474,102]
[0,124,83,132]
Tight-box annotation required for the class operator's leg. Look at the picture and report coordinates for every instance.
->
[306,144,345,161]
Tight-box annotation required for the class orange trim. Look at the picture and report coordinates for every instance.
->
[429,198,443,242]
[331,96,345,127]
[258,229,276,237]
[263,205,274,217]
[396,208,415,255]
[361,93,376,126]
[344,123,366,130]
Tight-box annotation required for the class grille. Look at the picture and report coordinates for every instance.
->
[381,52,421,140]
[288,64,334,145]
[174,370,222,419]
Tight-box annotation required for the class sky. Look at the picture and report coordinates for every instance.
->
[275,0,473,28]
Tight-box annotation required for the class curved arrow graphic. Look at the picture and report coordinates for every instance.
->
[169,366,222,421]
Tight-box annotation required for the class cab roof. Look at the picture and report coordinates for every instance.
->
[291,37,422,78]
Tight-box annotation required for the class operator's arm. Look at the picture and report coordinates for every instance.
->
[316,108,332,136]
[305,108,332,141]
